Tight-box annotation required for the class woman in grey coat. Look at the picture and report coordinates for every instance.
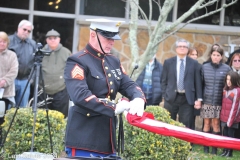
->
[201,46,231,155]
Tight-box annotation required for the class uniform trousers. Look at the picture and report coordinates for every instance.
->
[164,93,194,128]
[65,147,116,157]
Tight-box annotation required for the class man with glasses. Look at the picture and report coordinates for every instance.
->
[161,39,202,129]
[38,29,71,118]
[8,19,36,108]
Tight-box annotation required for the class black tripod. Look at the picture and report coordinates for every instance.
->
[0,44,53,153]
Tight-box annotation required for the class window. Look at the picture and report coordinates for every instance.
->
[139,0,172,21]
[0,0,29,9]
[224,0,240,26]
[177,0,220,25]
[80,0,125,18]
[34,0,75,14]
[0,13,28,35]
[33,16,74,51]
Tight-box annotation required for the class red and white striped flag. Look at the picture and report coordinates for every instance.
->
[126,112,240,150]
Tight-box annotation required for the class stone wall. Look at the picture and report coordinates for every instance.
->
[78,21,240,72]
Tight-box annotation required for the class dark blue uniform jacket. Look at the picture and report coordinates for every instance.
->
[64,44,145,154]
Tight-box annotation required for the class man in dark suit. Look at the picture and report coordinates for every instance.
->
[161,39,202,128]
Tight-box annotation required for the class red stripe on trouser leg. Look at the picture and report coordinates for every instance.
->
[72,148,76,156]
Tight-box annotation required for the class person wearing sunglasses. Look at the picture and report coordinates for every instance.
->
[228,52,240,74]
[8,19,36,108]
[64,19,146,158]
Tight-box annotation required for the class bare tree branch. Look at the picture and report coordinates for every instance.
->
[129,0,139,68]
[149,0,153,21]
[130,0,152,35]
[128,0,238,79]
[153,0,162,11]
[198,0,220,9]
[154,0,238,47]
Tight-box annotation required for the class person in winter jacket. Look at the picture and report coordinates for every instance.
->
[227,52,240,139]
[38,29,71,118]
[0,31,19,124]
[201,46,231,154]
[136,54,163,106]
[220,71,240,157]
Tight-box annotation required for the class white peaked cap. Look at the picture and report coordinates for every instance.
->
[86,19,124,32]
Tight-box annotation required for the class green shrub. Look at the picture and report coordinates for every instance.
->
[122,106,191,160]
[1,107,66,159]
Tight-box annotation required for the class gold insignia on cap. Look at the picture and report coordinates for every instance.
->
[87,113,90,116]
[116,22,121,27]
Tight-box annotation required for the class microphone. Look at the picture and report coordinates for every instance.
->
[130,64,138,78]
[134,64,139,70]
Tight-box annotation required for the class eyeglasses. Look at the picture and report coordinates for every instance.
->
[22,28,31,33]
[233,60,240,62]
[177,46,188,49]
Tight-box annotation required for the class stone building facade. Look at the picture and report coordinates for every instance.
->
[78,21,240,72]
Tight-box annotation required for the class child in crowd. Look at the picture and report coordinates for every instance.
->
[220,71,240,157]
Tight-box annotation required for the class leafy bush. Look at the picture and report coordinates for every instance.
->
[122,106,191,160]
[1,107,66,158]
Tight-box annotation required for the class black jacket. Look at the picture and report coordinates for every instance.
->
[64,44,145,154]
[136,58,163,105]
[8,33,36,79]
[161,56,202,105]
[202,62,231,106]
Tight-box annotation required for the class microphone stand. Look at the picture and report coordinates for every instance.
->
[117,64,138,155]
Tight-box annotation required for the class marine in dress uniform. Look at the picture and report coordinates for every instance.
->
[64,19,145,158]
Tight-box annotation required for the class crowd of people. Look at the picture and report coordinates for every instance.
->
[0,18,240,159]
[160,40,240,157]
[0,19,71,122]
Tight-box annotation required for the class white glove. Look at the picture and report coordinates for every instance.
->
[129,98,145,117]
[115,99,131,115]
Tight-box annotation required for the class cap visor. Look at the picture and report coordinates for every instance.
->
[100,33,121,40]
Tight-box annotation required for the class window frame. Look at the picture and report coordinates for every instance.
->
[0,0,239,53]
